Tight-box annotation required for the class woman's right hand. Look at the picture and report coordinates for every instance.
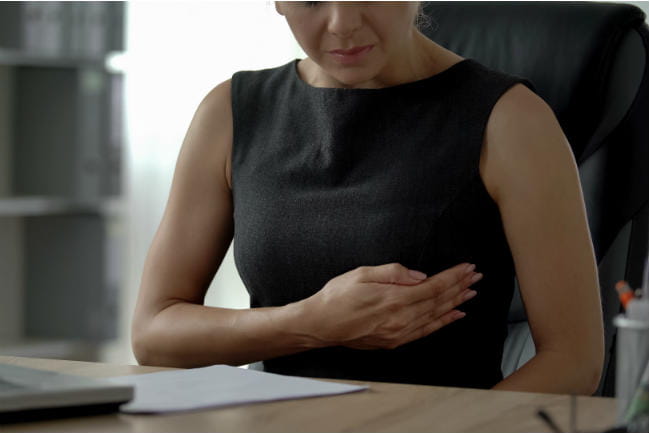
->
[299,262,483,350]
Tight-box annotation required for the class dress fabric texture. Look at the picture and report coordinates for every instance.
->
[230,58,536,389]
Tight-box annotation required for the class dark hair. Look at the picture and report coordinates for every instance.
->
[414,2,436,32]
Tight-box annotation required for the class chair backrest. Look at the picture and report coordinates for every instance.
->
[421,1,649,396]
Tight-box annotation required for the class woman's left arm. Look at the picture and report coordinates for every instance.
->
[480,84,605,395]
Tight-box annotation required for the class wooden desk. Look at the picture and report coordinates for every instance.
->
[1,355,617,433]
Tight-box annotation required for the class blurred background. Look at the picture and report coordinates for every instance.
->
[0,1,647,366]
[0,0,300,365]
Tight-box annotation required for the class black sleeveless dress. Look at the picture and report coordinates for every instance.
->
[230,58,536,389]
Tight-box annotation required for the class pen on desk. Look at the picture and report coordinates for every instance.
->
[616,280,635,310]
[536,409,564,433]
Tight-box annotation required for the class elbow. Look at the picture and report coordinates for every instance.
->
[131,300,193,368]
[541,334,604,395]
[131,302,186,367]
[131,297,171,367]
[132,335,151,367]
[584,345,605,396]
[580,360,603,396]
[568,318,606,395]
[588,327,606,395]
[131,324,151,366]
[577,333,605,395]
[131,315,158,367]
[585,368,603,396]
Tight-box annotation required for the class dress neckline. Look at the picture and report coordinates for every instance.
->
[291,58,474,93]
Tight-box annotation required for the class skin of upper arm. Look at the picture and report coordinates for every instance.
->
[480,84,605,379]
[132,79,234,335]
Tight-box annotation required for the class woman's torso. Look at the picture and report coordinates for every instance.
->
[227,56,534,388]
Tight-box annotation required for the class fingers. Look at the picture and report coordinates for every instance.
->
[354,262,475,287]
[428,271,482,308]
[409,279,479,321]
[396,309,467,347]
[385,272,481,348]
[354,262,429,285]
[344,306,468,351]
[394,273,482,347]
[406,263,478,304]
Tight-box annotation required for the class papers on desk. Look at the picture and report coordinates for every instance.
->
[106,364,368,414]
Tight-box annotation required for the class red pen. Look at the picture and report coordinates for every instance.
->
[616,280,635,310]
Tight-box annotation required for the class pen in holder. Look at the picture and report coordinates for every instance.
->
[614,314,649,426]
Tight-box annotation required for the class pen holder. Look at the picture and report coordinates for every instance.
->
[614,314,649,425]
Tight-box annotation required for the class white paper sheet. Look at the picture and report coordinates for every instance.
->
[106,365,368,414]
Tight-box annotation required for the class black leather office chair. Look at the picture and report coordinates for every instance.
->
[421,1,649,396]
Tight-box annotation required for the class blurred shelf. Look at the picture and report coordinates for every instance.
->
[0,1,125,352]
[0,47,113,69]
[0,338,102,362]
[0,196,125,217]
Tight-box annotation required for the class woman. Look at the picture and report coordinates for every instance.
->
[132,1,604,395]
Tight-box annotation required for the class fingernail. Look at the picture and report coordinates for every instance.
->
[465,264,476,273]
[470,273,483,283]
[463,290,477,301]
[454,311,467,320]
[408,270,427,280]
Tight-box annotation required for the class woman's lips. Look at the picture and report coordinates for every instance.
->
[330,45,373,55]
[328,45,373,64]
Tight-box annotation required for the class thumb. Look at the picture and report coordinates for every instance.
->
[359,263,427,284]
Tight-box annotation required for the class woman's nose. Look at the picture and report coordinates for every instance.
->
[326,3,363,39]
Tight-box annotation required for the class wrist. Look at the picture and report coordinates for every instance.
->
[280,298,332,350]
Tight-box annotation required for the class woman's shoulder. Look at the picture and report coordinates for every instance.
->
[202,78,232,107]
[486,82,555,151]
[486,79,546,122]
[193,78,234,189]
[198,79,233,137]
[480,81,567,203]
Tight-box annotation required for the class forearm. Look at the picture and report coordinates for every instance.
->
[132,300,321,368]
[492,350,600,395]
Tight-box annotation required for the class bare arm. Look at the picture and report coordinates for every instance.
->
[480,84,605,394]
[131,80,318,367]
